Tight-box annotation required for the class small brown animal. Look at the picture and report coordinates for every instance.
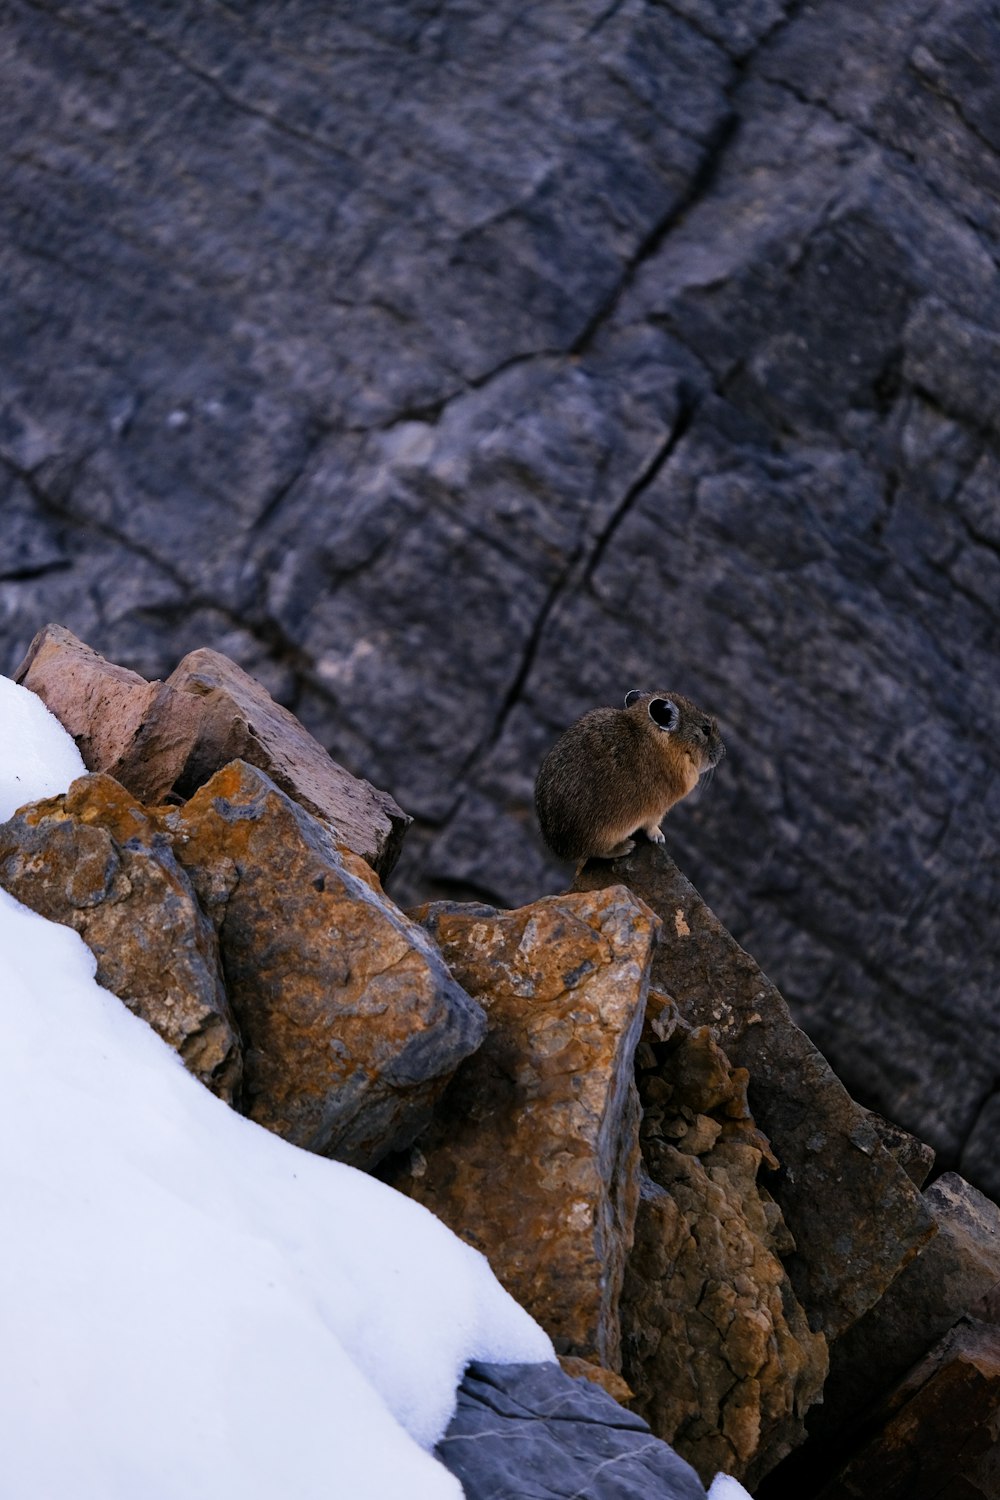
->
[535,689,724,863]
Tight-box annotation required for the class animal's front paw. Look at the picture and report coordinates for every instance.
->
[605,837,636,858]
[646,825,666,844]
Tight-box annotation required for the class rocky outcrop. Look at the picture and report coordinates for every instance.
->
[16,624,408,879]
[624,997,827,1487]
[4,634,999,1495]
[576,844,935,1341]
[2,0,998,1206]
[386,887,658,1370]
[0,772,240,1099]
[436,1360,709,1500]
[161,759,485,1168]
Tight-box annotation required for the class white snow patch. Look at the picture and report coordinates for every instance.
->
[0,674,86,819]
[708,1474,754,1499]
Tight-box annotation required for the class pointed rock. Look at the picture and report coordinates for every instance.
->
[161,759,484,1168]
[386,886,659,1370]
[160,648,409,877]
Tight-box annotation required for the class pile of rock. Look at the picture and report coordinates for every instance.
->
[4,624,999,1499]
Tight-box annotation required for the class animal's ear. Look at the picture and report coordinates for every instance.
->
[648,697,680,731]
[623,689,643,708]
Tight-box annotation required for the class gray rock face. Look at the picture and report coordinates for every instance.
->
[435,1361,709,1500]
[2,2,999,1181]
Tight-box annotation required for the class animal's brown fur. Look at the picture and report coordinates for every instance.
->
[534,691,724,862]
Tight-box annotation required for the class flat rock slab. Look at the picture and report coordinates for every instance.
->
[389,886,659,1369]
[436,1360,709,1500]
[16,625,409,879]
[576,844,935,1341]
[161,759,484,1168]
[0,772,240,1099]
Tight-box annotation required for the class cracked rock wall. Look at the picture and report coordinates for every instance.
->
[2,2,999,1188]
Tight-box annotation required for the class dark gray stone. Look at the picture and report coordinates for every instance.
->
[435,1361,709,1500]
[962,1092,1000,1205]
[2,0,999,1194]
[810,1172,1000,1443]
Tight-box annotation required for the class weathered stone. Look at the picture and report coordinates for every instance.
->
[436,1360,709,1500]
[160,759,484,1168]
[158,648,410,878]
[4,0,1000,1213]
[386,887,658,1369]
[624,1003,827,1488]
[814,1321,1000,1500]
[810,1172,1000,1447]
[0,772,240,1099]
[15,628,409,880]
[576,843,935,1341]
[868,1112,936,1189]
[14,624,182,800]
[558,1355,634,1405]
[3,0,1000,1212]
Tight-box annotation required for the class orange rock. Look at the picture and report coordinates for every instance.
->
[0,773,240,1099]
[385,886,660,1370]
[624,1009,828,1487]
[160,760,485,1168]
[558,1355,634,1405]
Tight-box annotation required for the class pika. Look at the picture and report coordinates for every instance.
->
[534,689,724,863]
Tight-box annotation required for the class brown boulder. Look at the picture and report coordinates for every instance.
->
[386,886,659,1370]
[160,759,485,1168]
[16,625,409,878]
[0,773,240,1099]
[623,995,828,1487]
[576,844,935,1341]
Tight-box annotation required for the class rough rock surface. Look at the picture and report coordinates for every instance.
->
[16,625,408,878]
[2,0,999,1190]
[386,887,658,1370]
[436,1360,709,1500]
[623,994,827,1487]
[0,772,240,1099]
[576,843,934,1341]
[809,1172,1000,1446]
[14,624,176,799]
[161,759,485,1168]
[812,1322,1000,1500]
